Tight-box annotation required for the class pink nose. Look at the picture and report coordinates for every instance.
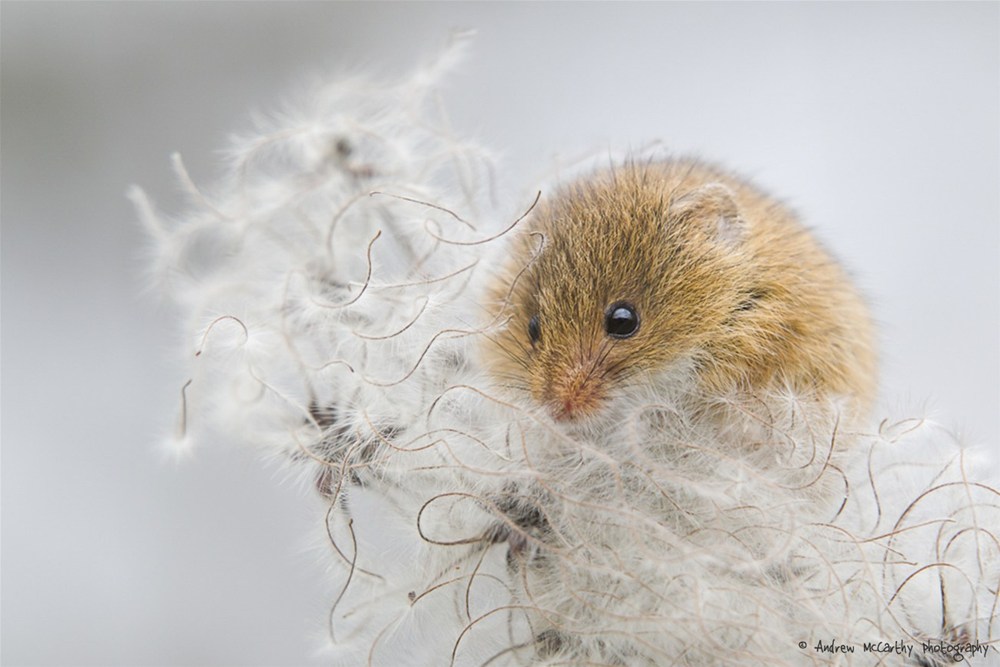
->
[539,361,605,421]
[553,400,576,421]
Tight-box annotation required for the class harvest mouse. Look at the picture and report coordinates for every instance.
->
[484,158,877,426]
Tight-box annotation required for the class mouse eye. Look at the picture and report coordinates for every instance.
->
[605,301,640,339]
[527,314,541,346]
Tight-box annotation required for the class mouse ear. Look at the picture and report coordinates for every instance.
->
[668,183,746,247]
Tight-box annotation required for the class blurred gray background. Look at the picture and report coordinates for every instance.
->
[3,2,997,665]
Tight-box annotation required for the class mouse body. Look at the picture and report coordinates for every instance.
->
[484,158,877,426]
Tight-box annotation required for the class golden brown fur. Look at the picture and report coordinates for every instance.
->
[484,158,877,423]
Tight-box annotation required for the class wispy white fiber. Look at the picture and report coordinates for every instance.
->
[139,38,999,666]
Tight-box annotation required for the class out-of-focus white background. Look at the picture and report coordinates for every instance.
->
[3,3,997,665]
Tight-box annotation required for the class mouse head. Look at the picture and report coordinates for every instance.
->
[484,164,757,422]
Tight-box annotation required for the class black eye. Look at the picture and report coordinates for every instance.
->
[527,314,541,346]
[605,301,639,339]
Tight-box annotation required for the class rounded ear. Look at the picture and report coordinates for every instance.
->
[668,183,746,247]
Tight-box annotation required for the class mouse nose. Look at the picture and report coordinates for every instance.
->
[546,362,604,421]
[554,400,578,421]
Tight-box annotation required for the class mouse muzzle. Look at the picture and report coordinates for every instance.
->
[540,359,606,421]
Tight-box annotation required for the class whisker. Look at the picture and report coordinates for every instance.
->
[486,335,532,372]
[582,337,615,386]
